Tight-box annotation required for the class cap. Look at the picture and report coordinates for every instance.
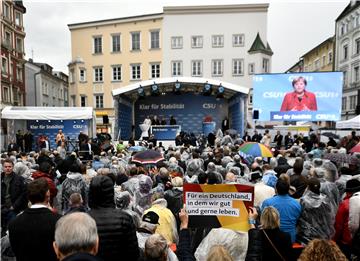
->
[142,211,160,225]
[307,177,321,195]
[345,179,360,193]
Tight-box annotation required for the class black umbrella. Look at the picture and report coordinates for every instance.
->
[321,132,340,139]
[131,150,164,164]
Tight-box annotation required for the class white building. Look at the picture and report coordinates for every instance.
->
[162,4,273,123]
[335,1,360,120]
[25,59,69,107]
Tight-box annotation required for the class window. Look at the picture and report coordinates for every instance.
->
[342,97,347,111]
[80,96,87,107]
[16,66,22,82]
[93,67,103,82]
[232,59,244,76]
[151,63,160,78]
[3,3,10,20]
[191,36,203,48]
[340,24,345,36]
[328,52,333,64]
[131,64,141,80]
[15,12,22,26]
[191,60,202,76]
[314,59,320,70]
[2,57,8,74]
[3,86,10,102]
[150,31,160,49]
[131,32,141,51]
[94,94,104,108]
[16,38,22,52]
[93,36,102,54]
[171,37,183,49]
[212,60,223,76]
[262,58,270,73]
[343,44,348,60]
[355,38,360,55]
[322,55,326,67]
[350,95,357,110]
[233,34,244,47]
[79,68,86,82]
[71,95,76,106]
[212,35,224,47]
[249,94,253,104]
[4,31,11,47]
[343,70,348,87]
[171,61,182,76]
[112,65,122,81]
[248,63,255,75]
[112,34,121,52]
[69,69,75,83]
[354,65,360,82]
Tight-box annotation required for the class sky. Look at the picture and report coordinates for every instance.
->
[23,0,349,73]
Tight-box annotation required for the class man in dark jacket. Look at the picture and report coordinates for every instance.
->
[273,131,283,149]
[88,175,139,261]
[8,178,61,261]
[1,159,28,236]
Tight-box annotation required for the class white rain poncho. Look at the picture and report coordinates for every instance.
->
[297,190,335,244]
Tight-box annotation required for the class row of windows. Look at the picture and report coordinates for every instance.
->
[93,31,160,54]
[1,86,22,105]
[342,64,360,86]
[73,59,268,83]
[304,52,333,71]
[2,2,23,26]
[339,14,360,36]
[342,95,358,111]
[2,30,23,52]
[341,37,360,61]
[1,57,23,81]
[92,32,245,54]
[171,34,244,49]
[80,95,104,108]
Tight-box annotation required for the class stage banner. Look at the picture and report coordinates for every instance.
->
[183,184,254,232]
[253,72,343,121]
[27,119,89,150]
[151,125,181,140]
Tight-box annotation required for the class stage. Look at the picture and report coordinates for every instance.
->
[112,77,249,141]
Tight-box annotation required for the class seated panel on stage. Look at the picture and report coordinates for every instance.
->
[151,125,181,140]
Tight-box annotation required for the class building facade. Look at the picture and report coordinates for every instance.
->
[1,0,26,108]
[335,1,360,120]
[68,13,163,134]
[302,37,334,73]
[25,59,69,107]
[162,4,272,124]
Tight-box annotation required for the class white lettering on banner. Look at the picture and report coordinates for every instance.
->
[290,114,312,120]
[263,91,339,99]
[314,92,339,98]
[139,104,185,110]
[203,103,217,109]
[288,75,313,81]
[273,114,283,120]
[73,125,84,129]
[263,92,285,98]
[185,192,252,217]
[315,114,337,120]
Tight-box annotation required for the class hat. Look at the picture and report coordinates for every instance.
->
[307,178,321,195]
[142,211,160,225]
[345,179,360,193]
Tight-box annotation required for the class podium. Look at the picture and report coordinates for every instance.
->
[139,123,151,140]
[202,122,216,136]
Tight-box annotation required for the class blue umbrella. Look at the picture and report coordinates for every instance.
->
[128,146,146,152]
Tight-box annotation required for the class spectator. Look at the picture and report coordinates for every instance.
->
[53,212,101,261]
[298,239,347,261]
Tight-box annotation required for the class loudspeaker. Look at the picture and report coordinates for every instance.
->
[253,110,259,120]
[103,115,109,124]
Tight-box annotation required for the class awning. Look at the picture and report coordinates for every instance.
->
[1,106,94,120]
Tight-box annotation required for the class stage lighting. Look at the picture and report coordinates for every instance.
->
[138,85,145,98]
[203,82,212,96]
[174,80,181,94]
[151,82,159,96]
[217,84,225,98]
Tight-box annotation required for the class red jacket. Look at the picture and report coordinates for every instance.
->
[333,193,352,245]
[280,90,317,111]
[31,171,58,202]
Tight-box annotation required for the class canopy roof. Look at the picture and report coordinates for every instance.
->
[112,77,249,100]
[1,106,94,120]
[336,115,360,129]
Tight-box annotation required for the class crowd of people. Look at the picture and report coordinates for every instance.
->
[1,128,360,261]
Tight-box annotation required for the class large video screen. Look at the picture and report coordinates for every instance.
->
[252,72,343,121]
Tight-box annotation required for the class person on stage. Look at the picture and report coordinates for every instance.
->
[170,115,177,125]
[56,130,65,147]
[280,76,317,111]
[160,117,167,125]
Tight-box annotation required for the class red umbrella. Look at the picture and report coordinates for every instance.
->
[350,144,360,153]
[131,150,164,164]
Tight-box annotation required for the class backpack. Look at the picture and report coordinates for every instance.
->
[61,177,86,212]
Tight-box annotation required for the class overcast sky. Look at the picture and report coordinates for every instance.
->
[23,0,348,73]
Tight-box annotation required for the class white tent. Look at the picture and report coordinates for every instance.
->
[1,106,94,120]
[336,115,360,129]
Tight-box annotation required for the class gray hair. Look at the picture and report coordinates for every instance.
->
[145,233,168,259]
[54,213,98,256]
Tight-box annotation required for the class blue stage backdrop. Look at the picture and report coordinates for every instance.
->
[134,93,228,138]
[27,119,89,150]
[117,97,133,140]
[253,72,343,121]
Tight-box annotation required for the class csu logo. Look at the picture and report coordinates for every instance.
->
[203,103,216,109]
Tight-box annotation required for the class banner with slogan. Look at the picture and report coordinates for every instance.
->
[183,184,254,232]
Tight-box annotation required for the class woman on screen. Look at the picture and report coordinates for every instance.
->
[280,76,317,111]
